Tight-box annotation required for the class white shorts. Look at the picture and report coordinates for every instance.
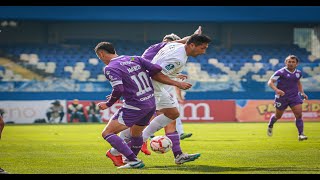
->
[152,79,180,110]
[155,92,179,110]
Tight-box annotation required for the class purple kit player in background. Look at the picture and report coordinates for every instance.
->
[94,42,192,169]
[267,55,309,141]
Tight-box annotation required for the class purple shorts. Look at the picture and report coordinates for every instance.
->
[110,106,156,127]
[274,94,303,111]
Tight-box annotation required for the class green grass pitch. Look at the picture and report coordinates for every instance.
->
[0,122,319,174]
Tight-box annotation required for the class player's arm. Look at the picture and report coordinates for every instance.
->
[152,72,192,90]
[174,26,202,44]
[98,68,123,110]
[98,85,124,110]
[268,75,285,96]
[175,86,185,103]
[139,57,192,90]
[297,79,308,100]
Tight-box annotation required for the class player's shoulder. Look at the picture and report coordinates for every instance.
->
[277,67,286,73]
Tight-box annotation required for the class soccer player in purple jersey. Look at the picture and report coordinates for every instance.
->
[94,42,192,169]
[267,55,309,141]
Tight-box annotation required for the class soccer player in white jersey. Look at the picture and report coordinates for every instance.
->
[115,27,202,156]
[143,34,212,164]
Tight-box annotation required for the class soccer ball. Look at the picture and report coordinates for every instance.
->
[149,135,173,154]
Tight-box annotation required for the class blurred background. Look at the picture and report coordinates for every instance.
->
[0,6,319,123]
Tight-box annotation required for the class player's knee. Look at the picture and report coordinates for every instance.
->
[166,111,179,120]
[101,130,110,139]
[295,114,302,119]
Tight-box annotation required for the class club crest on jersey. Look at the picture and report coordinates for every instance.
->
[108,75,115,80]
[295,73,300,78]
[165,64,175,71]
[130,57,135,61]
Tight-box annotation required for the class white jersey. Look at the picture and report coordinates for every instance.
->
[150,42,188,110]
[151,42,188,94]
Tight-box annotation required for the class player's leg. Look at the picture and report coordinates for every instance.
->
[176,116,184,135]
[142,107,179,142]
[46,112,51,123]
[59,112,64,123]
[176,117,192,140]
[267,108,285,136]
[142,92,179,142]
[291,103,307,141]
[164,121,200,165]
[117,107,155,169]
[268,97,287,136]
[118,124,146,169]
[126,108,154,156]
[140,114,157,155]
[108,128,131,157]
[102,109,139,167]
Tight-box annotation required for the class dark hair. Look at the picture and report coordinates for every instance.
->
[94,42,116,54]
[285,55,300,63]
[186,34,212,46]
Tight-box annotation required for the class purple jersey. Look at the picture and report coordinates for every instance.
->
[271,67,302,98]
[141,42,167,61]
[103,55,162,108]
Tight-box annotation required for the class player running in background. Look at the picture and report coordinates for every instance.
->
[94,42,191,168]
[267,55,309,141]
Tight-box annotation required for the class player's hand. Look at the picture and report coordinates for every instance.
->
[194,26,202,35]
[300,93,308,100]
[176,74,188,81]
[97,102,109,110]
[178,82,192,90]
[275,89,285,96]
[177,98,185,104]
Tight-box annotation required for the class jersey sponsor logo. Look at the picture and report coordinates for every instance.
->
[108,75,116,81]
[165,64,175,71]
[105,71,110,75]
[120,61,133,66]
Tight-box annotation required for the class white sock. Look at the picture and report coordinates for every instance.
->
[176,117,184,135]
[142,114,173,142]
[109,128,132,156]
[110,147,121,156]
[119,128,131,142]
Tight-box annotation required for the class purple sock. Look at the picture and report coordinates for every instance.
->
[295,118,304,135]
[268,115,277,128]
[127,136,143,156]
[166,131,182,158]
[104,133,137,161]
